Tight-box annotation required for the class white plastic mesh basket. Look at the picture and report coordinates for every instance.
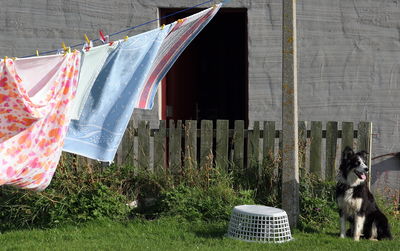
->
[227,205,292,243]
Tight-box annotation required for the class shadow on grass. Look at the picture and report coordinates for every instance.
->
[297,227,339,237]
[297,223,340,236]
[325,232,340,237]
[297,225,320,233]
[192,222,342,240]
[192,223,228,239]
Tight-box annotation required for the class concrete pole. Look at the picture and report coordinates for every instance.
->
[281,0,299,228]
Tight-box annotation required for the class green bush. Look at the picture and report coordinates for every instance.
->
[0,183,129,231]
[159,183,254,222]
[298,172,338,232]
[0,157,131,231]
[129,165,256,222]
[0,156,257,230]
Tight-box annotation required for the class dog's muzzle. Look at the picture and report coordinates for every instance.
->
[354,168,368,180]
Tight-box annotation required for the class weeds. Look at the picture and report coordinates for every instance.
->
[298,172,337,232]
[156,165,255,222]
[0,148,359,234]
[0,156,131,231]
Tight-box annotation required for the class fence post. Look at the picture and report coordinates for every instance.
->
[248,121,260,185]
[138,120,150,170]
[184,120,198,170]
[169,120,182,174]
[310,121,322,177]
[248,121,260,168]
[263,121,276,165]
[282,0,299,228]
[326,121,338,181]
[298,121,307,172]
[119,119,136,166]
[154,120,166,174]
[216,120,229,171]
[263,121,276,194]
[200,120,213,169]
[233,120,245,172]
[341,122,354,152]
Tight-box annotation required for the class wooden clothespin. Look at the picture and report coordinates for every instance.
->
[36,50,39,56]
[99,30,109,44]
[61,42,71,55]
[160,24,165,30]
[84,34,90,45]
[61,42,67,51]
[177,19,183,23]
[123,36,129,42]
[83,34,93,51]
[3,56,7,62]
[99,30,114,45]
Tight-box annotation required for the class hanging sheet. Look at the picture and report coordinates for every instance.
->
[0,52,80,190]
[63,4,221,162]
[69,42,119,120]
[138,4,221,109]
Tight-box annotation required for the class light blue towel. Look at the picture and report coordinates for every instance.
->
[63,25,172,161]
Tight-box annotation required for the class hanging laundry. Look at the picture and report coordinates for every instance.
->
[138,4,222,109]
[0,52,80,190]
[63,4,221,162]
[0,55,66,142]
[69,42,119,120]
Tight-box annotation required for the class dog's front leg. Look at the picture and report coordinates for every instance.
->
[354,214,365,241]
[340,210,346,238]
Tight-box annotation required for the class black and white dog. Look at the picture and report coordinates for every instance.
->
[336,146,392,241]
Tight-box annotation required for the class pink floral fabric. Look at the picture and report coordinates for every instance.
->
[0,52,80,190]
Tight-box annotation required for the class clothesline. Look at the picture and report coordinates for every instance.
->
[20,0,220,58]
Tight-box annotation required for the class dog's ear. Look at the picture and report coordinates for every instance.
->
[357,150,369,161]
[342,146,354,161]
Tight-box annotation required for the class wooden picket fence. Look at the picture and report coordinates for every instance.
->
[114,120,372,181]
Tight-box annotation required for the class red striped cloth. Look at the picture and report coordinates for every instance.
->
[137,3,221,109]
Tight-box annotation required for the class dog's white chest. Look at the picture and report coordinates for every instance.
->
[338,188,363,215]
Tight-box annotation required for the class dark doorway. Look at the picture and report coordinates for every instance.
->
[159,8,248,127]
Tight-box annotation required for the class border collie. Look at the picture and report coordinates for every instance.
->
[336,146,392,241]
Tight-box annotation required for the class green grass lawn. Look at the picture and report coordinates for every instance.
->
[0,216,399,251]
